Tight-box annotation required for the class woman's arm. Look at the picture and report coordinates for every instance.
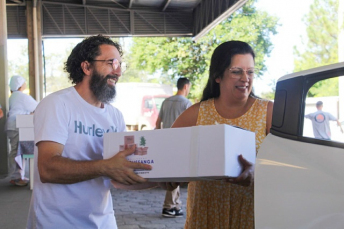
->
[171,103,200,128]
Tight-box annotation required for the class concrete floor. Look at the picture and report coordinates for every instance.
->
[0,175,188,229]
[0,177,32,229]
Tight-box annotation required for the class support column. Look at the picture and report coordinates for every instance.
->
[338,0,344,121]
[0,0,9,176]
[27,0,43,101]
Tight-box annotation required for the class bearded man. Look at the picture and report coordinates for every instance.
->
[27,35,152,229]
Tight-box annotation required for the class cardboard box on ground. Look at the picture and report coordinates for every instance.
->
[103,124,256,183]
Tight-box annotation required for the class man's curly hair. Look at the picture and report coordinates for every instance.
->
[64,35,123,84]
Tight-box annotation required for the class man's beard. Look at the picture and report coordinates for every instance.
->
[89,70,117,104]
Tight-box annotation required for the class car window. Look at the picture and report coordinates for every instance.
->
[303,75,344,143]
[154,97,166,112]
[144,99,153,109]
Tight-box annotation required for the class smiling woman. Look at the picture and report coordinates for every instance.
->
[159,40,274,229]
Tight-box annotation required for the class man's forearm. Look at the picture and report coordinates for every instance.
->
[39,155,107,184]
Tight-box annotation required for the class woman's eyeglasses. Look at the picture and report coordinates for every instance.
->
[228,67,258,79]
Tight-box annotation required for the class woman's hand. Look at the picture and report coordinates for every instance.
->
[226,155,254,186]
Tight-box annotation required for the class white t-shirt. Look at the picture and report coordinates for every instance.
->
[27,87,126,229]
[6,91,38,131]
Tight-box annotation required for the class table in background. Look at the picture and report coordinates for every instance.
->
[16,115,34,190]
[17,141,34,190]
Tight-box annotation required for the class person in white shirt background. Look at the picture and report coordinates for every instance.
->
[6,75,38,186]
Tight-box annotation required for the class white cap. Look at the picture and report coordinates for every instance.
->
[9,75,26,91]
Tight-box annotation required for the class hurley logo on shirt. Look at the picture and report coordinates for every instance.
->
[74,121,117,137]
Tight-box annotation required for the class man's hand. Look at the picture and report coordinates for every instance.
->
[104,145,152,185]
[226,155,254,187]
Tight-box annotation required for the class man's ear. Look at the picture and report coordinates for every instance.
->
[81,61,92,76]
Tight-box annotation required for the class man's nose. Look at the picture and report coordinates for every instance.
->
[112,65,122,77]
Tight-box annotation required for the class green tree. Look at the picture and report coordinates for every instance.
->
[129,0,278,101]
[293,0,339,97]
[8,44,29,87]
[44,51,73,94]
[259,79,277,100]
[140,136,146,147]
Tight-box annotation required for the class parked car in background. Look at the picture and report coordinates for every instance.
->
[111,83,173,131]
[255,62,344,229]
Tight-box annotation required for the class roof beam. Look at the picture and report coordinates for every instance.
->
[128,0,133,9]
[42,4,63,34]
[110,0,126,9]
[110,9,130,33]
[6,0,26,6]
[64,6,85,34]
[135,11,163,34]
[10,0,24,4]
[161,0,171,12]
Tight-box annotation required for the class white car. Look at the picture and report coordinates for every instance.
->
[255,62,344,229]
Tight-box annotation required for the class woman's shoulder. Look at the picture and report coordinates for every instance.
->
[253,96,270,103]
[251,97,273,120]
[252,97,273,108]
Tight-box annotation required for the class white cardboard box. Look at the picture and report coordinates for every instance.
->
[16,115,34,141]
[16,114,34,128]
[103,124,256,182]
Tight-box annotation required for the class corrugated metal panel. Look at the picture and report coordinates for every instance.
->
[63,6,87,35]
[108,11,131,34]
[42,4,65,35]
[130,0,167,8]
[168,0,202,10]
[134,11,166,34]
[41,2,193,37]
[193,0,241,37]
[7,6,27,38]
[5,0,240,39]
[164,13,193,34]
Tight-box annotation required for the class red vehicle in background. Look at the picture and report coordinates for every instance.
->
[139,94,169,131]
[111,83,173,131]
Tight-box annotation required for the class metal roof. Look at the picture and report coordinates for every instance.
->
[6,0,247,40]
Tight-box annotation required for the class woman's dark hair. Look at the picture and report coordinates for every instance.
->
[201,41,255,102]
[64,34,123,84]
